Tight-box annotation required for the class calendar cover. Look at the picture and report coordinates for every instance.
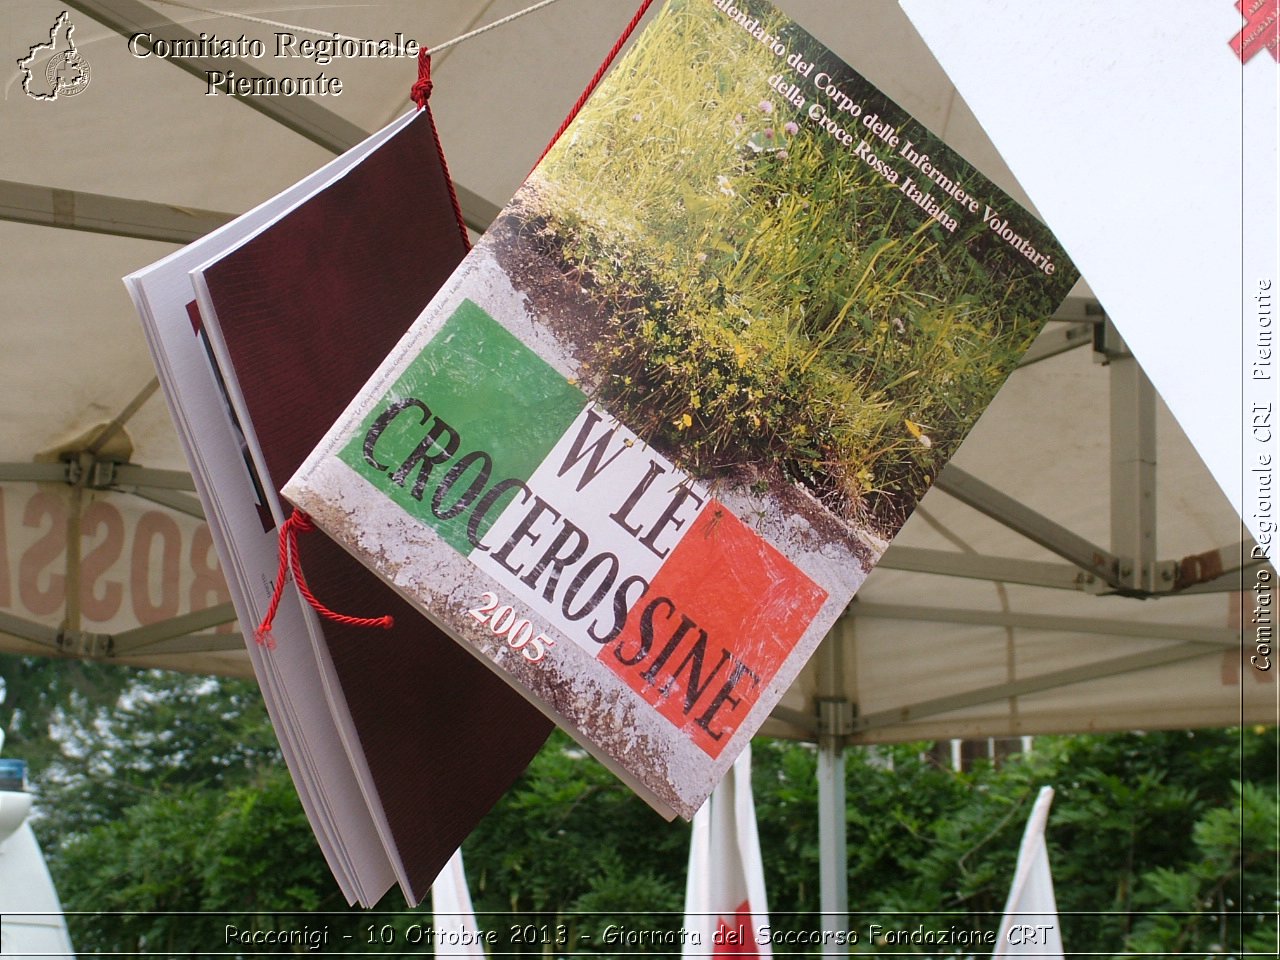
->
[285,0,1077,818]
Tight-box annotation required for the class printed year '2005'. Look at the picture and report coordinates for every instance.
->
[469,592,556,662]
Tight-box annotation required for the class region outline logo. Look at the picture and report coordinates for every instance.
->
[18,10,91,100]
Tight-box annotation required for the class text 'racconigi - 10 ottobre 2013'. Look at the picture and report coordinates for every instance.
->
[125,31,419,97]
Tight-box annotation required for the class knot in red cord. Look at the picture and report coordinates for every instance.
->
[255,509,394,649]
[410,48,433,108]
[407,44,471,250]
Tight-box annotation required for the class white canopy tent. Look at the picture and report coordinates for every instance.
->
[1,0,1271,935]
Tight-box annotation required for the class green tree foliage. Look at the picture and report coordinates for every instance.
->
[22,667,375,954]
[8,657,1274,957]
[51,767,366,953]
[34,668,281,838]
[463,733,691,948]
[1124,780,1278,956]
[752,730,1277,956]
[0,653,130,773]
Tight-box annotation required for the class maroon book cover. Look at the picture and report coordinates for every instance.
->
[197,110,551,903]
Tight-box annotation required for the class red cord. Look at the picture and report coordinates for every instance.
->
[411,48,472,251]
[255,511,394,648]
[535,0,656,166]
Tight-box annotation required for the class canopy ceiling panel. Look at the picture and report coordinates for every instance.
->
[1,0,1268,741]
[762,344,1270,743]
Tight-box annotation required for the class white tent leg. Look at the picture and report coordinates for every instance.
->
[817,734,848,955]
[815,617,853,955]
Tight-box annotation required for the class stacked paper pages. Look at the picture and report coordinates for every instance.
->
[127,110,550,906]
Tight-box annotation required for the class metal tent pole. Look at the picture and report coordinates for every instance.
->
[816,618,853,954]
[817,728,848,953]
[1101,320,1160,592]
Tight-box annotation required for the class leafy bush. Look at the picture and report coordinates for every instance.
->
[12,652,1272,957]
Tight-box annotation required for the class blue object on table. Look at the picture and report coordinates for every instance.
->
[0,758,28,792]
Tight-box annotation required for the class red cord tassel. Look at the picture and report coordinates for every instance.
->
[255,511,393,648]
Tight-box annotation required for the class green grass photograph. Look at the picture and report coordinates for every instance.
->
[490,0,1075,540]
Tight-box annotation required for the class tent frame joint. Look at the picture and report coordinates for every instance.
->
[63,454,121,490]
[816,696,854,748]
[54,625,114,659]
